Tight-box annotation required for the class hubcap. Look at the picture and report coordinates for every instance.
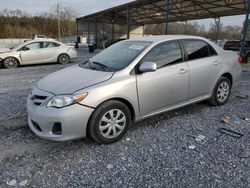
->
[59,55,68,64]
[217,81,230,103]
[99,109,126,139]
[5,58,18,68]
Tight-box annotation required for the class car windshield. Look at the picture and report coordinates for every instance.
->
[11,43,25,50]
[80,41,151,71]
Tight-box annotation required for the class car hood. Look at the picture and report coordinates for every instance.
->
[0,48,12,54]
[36,65,114,95]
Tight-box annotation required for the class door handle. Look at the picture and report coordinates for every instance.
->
[214,60,220,65]
[178,68,188,74]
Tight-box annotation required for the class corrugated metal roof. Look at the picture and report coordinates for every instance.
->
[76,0,248,25]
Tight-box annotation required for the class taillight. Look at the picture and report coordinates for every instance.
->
[238,56,243,64]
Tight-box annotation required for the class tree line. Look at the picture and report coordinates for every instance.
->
[0,8,76,39]
[0,8,242,41]
[144,21,242,40]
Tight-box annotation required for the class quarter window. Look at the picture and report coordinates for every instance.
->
[141,41,183,68]
[183,40,212,60]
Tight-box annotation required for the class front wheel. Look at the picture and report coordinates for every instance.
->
[57,54,70,64]
[3,57,20,69]
[209,77,231,106]
[88,100,132,144]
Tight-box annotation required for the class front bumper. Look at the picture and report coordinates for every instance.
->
[26,88,94,141]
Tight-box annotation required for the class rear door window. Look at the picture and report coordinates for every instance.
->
[43,42,60,48]
[183,39,211,61]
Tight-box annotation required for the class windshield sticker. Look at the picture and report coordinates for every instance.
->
[129,45,145,50]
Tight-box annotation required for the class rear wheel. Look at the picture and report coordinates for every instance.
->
[3,57,20,69]
[88,100,132,144]
[57,54,70,64]
[209,77,231,106]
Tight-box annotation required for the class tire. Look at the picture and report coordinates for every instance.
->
[88,100,132,144]
[3,57,20,69]
[208,76,231,106]
[57,54,70,64]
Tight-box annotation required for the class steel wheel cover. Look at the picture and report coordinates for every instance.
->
[99,109,126,139]
[217,81,230,103]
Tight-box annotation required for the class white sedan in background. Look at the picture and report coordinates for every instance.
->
[0,39,77,69]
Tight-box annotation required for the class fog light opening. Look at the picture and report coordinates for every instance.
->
[52,122,62,135]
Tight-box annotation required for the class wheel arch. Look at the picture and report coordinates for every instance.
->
[4,56,21,63]
[3,56,21,67]
[87,97,136,128]
[221,72,233,85]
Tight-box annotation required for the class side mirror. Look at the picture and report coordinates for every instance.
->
[139,62,157,73]
[22,46,30,51]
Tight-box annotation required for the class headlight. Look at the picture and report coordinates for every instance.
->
[47,93,88,108]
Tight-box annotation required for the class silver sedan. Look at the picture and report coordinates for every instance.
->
[26,35,242,144]
[0,39,77,68]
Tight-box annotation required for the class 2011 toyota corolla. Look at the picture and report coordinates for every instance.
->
[26,35,242,144]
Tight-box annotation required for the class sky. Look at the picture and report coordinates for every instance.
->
[0,0,246,29]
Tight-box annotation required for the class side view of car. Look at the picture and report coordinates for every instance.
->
[27,35,242,144]
[0,39,77,69]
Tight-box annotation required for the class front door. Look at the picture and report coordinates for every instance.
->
[20,42,43,64]
[136,40,189,116]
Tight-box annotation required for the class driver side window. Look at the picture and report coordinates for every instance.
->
[23,42,42,50]
[141,40,183,69]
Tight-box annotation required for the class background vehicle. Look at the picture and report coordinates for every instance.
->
[27,35,242,144]
[224,40,250,55]
[0,39,77,68]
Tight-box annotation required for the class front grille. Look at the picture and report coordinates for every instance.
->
[31,95,48,106]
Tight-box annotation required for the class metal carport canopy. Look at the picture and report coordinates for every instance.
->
[76,0,248,25]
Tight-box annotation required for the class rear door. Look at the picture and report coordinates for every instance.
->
[39,42,60,63]
[182,39,221,100]
[136,40,189,116]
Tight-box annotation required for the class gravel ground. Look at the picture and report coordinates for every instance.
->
[0,47,249,187]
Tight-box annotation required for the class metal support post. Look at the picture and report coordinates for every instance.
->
[164,0,170,34]
[127,6,130,39]
[214,17,221,44]
[240,0,250,59]
[76,19,79,36]
[87,22,90,45]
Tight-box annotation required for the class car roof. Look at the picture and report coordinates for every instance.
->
[128,35,209,43]
[33,38,56,41]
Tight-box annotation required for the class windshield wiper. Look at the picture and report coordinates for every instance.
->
[91,61,112,71]
[91,61,109,69]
